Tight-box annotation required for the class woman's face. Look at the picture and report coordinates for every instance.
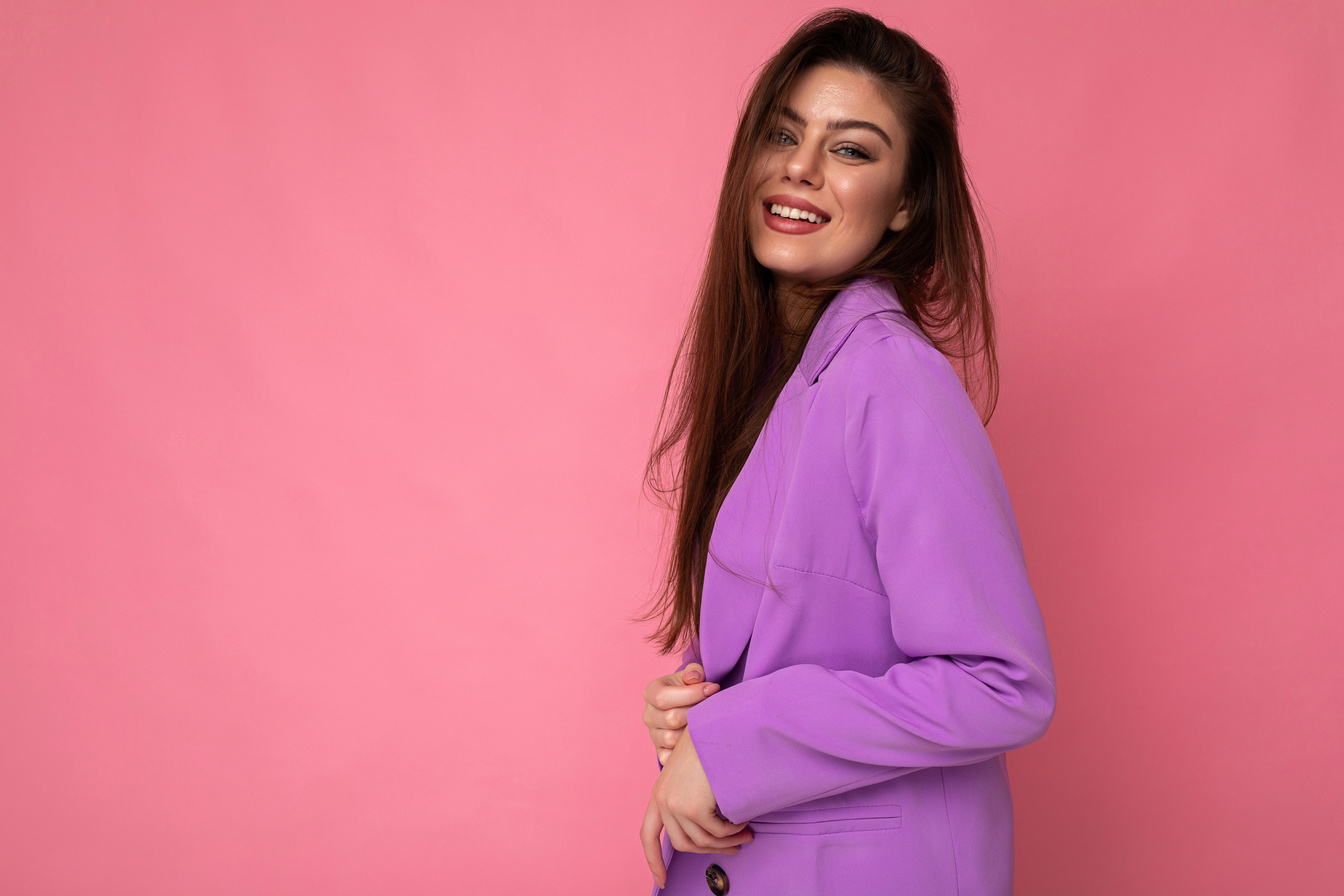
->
[748,64,910,291]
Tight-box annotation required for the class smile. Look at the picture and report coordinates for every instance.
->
[761,198,830,235]
[768,203,830,224]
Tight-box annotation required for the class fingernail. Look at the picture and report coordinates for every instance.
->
[704,683,719,695]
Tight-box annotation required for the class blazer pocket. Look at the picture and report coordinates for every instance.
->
[748,803,902,835]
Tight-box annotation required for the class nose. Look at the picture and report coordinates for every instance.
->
[783,138,823,187]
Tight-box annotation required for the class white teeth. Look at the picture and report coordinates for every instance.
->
[770,203,825,223]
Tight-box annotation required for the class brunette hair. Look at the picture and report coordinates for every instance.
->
[639,8,997,654]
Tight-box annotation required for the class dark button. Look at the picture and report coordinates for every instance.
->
[705,863,729,896]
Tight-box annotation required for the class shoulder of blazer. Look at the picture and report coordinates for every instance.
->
[805,308,937,387]
[799,275,937,386]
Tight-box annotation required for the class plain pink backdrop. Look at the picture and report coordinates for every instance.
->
[2,1,1341,893]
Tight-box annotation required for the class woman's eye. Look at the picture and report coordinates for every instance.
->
[768,129,796,146]
[836,145,871,160]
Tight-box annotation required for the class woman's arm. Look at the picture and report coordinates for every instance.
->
[685,333,1057,824]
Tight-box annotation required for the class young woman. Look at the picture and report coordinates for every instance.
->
[637,9,1056,895]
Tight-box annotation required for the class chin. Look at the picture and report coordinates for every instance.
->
[753,251,815,282]
[761,262,835,286]
[753,248,849,286]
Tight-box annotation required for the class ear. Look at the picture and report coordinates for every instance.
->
[887,193,912,232]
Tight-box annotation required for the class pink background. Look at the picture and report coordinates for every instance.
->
[2,1,1341,893]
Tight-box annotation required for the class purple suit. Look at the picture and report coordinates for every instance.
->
[655,277,1056,895]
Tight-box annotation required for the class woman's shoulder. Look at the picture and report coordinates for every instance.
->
[832,312,968,409]
[834,313,1009,522]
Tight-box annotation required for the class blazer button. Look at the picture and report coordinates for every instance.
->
[705,863,729,895]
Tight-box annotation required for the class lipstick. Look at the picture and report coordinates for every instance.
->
[761,194,830,234]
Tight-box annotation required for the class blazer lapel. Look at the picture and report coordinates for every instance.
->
[698,277,908,682]
[699,378,797,681]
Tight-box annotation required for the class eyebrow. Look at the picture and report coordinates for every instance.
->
[780,105,892,148]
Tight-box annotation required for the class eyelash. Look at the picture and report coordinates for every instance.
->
[767,129,872,160]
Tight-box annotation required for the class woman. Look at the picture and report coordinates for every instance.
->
[637,9,1055,895]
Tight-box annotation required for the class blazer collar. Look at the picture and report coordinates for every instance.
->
[796,275,910,384]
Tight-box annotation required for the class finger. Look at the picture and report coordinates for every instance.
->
[641,797,667,888]
[647,724,674,750]
[643,703,687,732]
[663,808,738,855]
[661,707,688,730]
[669,811,752,854]
[645,672,689,705]
[644,673,679,704]
[694,808,753,840]
[653,725,683,756]
[678,813,753,850]
[657,747,672,765]
[647,679,720,714]
[648,681,720,712]
[644,703,689,733]
[660,806,694,854]
[644,666,710,704]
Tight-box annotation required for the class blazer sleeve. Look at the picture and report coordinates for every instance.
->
[685,333,1057,823]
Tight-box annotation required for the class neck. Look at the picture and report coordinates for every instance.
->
[774,277,809,334]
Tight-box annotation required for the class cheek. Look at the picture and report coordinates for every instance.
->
[835,180,888,234]
[844,178,887,225]
[751,154,776,188]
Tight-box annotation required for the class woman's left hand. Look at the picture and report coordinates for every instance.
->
[640,728,754,889]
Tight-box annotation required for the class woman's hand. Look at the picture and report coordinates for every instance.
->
[643,662,720,765]
[640,727,754,889]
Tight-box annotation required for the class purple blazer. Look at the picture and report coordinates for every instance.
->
[655,276,1056,895]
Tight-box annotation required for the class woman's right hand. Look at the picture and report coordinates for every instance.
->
[643,662,720,765]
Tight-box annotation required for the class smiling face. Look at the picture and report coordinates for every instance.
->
[748,64,910,296]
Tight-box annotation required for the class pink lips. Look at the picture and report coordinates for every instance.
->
[761,194,830,234]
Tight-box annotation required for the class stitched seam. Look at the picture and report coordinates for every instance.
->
[840,341,877,544]
[840,326,958,540]
[773,561,886,598]
[806,766,904,802]
[940,767,964,896]
[869,333,996,513]
[848,334,1023,549]
[749,820,903,835]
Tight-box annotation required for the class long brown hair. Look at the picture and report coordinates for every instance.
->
[639,8,997,655]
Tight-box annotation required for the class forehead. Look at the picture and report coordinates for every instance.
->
[781,64,898,128]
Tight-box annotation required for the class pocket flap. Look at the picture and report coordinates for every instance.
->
[749,803,902,834]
